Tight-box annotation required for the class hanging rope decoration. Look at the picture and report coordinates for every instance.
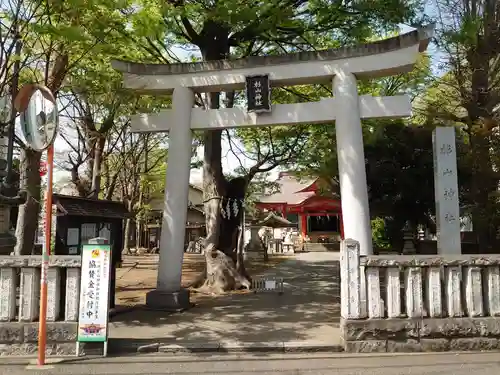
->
[202,195,244,220]
[220,197,244,220]
[203,177,247,221]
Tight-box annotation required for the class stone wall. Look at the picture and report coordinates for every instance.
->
[341,317,500,353]
[340,239,500,353]
[0,322,78,356]
[0,255,82,357]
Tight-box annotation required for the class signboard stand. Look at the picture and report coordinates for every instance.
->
[75,339,108,358]
[76,237,112,357]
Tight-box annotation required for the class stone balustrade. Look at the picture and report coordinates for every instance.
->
[0,256,81,356]
[340,239,500,353]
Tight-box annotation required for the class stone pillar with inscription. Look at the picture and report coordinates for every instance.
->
[432,127,461,255]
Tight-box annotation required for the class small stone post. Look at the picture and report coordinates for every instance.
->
[485,266,500,316]
[464,266,484,317]
[0,268,16,321]
[65,267,81,321]
[340,239,365,319]
[404,267,424,318]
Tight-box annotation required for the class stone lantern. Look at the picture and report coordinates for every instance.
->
[244,213,296,260]
[402,221,416,255]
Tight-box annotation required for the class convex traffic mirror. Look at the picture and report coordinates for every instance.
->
[14,84,58,151]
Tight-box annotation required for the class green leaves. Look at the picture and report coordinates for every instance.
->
[31,23,89,42]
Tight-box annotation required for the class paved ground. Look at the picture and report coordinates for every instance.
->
[109,252,342,350]
[7,352,500,374]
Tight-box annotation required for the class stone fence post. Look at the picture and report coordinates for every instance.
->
[340,239,366,319]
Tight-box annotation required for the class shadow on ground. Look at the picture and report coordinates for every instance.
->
[115,254,289,305]
[109,253,341,351]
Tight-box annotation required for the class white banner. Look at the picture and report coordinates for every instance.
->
[77,244,111,342]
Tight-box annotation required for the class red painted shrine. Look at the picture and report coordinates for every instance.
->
[255,172,344,242]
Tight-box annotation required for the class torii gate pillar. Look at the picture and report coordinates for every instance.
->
[146,86,194,311]
[334,72,372,255]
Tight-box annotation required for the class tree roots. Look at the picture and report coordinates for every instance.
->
[189,244,251,295]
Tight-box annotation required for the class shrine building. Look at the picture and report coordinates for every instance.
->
[255,172,343,244]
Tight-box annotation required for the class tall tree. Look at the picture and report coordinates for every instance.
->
[7,0,72,255]
[7,0,144,254]
[417,0,500,250]
[365,123,435,246]
[56,25,167,200]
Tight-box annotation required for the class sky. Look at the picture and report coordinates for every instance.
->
[51,21,439,188]
[50,113,251,186]
[188,138,253,184]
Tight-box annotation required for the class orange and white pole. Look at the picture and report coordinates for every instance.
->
[13,83,58,367]
[37,144,54,366]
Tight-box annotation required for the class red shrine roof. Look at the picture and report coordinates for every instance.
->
[256,173,321,205]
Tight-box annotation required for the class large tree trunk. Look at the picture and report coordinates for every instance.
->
[14,149,41,255]
[122,199,133,254]
[70,164,90,197]
[89,136,106,199]
[187,26,252,293]
[469,132,496,252]
[202,174,251,293]
[197,106,251,293]
[463,25,498,252]
[135,135,149,248]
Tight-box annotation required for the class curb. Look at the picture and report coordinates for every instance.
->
[108,340,344,354]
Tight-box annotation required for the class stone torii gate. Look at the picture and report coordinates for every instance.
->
[112,26,433,310]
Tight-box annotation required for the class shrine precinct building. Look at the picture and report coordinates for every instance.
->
[255,172,343,243]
